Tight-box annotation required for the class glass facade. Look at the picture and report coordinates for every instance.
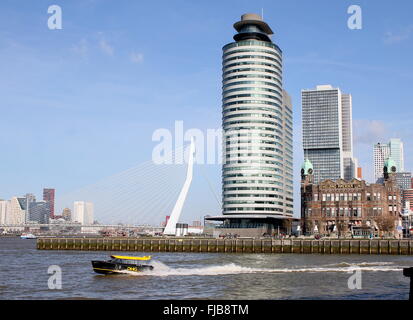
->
[222,19,293,217]
[389,138,404,172]
[374,142,390,182]
[302,85,355,183]
[374,139,404,182]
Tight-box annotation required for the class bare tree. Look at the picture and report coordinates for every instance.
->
[374,215,396,237]
[334,218,346,238]
[283,219,292,235]
[304,219,313,235]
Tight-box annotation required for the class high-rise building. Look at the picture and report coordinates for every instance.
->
[374,142,390,182]
[357,167,363,180]
[27,201,50,224]
[396,172,412,191]
[222,13,293,218]
[24,193,36,223]
[0,200,10,225]
[302,85,355,183]
[73,201,94,225]
[62,208,71,221]
[9,197,26,225]
[403,189,413,211]
[43,188,55,219]
[341,93,356,181]
[374,139,404,182]
[389,138,404,172]
[17,193,50,224]
[1,196,50,225]
[398,173,413,213]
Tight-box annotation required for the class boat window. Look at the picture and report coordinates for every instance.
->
[122,259,134,264]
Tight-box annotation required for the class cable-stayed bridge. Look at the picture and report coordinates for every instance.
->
[1,141,220,234]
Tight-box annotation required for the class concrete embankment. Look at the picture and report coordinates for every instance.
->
[36,237,413,255]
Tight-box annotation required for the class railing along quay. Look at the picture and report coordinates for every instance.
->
[37,237,413,255]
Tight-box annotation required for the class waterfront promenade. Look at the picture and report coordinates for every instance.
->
[37,237,413,255]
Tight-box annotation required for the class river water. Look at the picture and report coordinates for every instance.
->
[0,237,412,300]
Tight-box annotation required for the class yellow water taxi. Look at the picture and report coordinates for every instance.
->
[91,255,154,274]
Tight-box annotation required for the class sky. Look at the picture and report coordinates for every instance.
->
[0,0,412,224]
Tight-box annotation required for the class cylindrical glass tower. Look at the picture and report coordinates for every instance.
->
[222,13,293,217]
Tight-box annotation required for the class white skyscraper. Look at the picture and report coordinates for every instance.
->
[374,139,404,182]
[302,85,355,183]
[341,93,356,180]
[73,201,94,225]
[389,138,404,172]
[8,197,26,225]
[0,200,10,225]
[222,13,293,217]
[374,142,390,182]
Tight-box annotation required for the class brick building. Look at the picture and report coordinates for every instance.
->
[43,188,55,219]
[301,158,402,237]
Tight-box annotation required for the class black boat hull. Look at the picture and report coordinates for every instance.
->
[91,260,154,274]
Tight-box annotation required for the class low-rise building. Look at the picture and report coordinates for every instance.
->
[301,157,402,237]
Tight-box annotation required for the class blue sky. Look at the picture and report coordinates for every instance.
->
[0,0,412,223]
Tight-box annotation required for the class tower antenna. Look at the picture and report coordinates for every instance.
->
[261,8,264,19]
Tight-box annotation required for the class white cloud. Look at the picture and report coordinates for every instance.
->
[71,35,115,58]
[383,25,413,45]
[71,39,88,57]
[353,119,388,145]
[99,38,114,56]
[352,119,388,183]
[130,52,144,64]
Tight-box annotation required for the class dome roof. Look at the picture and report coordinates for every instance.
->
[301,158,313,174]
[384,157,397,173]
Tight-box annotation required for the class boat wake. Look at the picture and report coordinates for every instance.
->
[121,261,404,277]
[322,261,396,268]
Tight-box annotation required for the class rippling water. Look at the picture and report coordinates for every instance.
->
[0,237,412,300]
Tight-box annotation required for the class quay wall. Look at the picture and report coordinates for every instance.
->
[36,237,413,255]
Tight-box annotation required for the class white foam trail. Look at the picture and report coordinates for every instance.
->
[351,262,395,266]
[323,261,395,267]
[120,261,404,277]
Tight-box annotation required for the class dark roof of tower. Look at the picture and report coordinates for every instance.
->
[233,13,274,35]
